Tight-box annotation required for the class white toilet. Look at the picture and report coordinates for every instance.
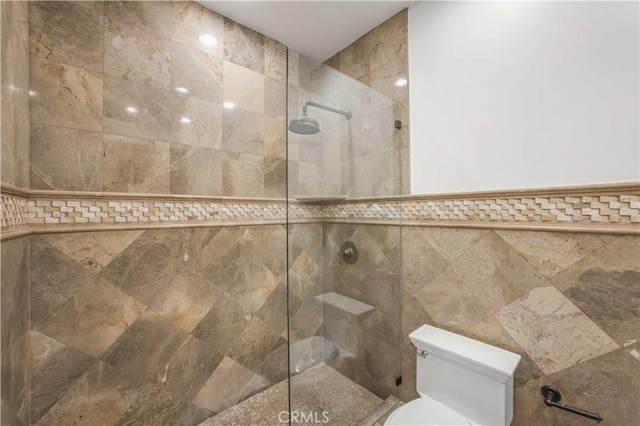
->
[386,325,521,426]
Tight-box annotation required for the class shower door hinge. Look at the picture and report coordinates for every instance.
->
[394,120,402,130]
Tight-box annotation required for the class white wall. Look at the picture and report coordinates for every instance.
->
[409,1,639,194]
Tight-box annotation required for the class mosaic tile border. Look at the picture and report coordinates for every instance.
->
[1,183,639,239]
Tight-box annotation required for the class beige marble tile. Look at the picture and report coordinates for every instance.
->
[288,49,300,87]
[193,356,258,413]
[513,343,640,426]
[170,94,223,148]
[100,309,190,383]
[30,330,96,423]
[265,37,286,81]
[264,117,286,159]
[265,77,286,119]
[1,235,30,425]
[338,35,370,85]
[550,237,640,293]
[221,107,265,155]
[223,18,265,74]
[104,17,171,88]
[30,123,103,191]
[562,268,640,347]
[192,291,251,355]
[36,361,144,426]
[549,237,640,346]
[171,42,223,103]
[264,157,286,198]
[162,336,224,401]
[30,57,103,132]
[451,231,547,312]
[222,151,264,197]
[288,251,322,301]
[297,161,322,197]
[115,383,191,426]
[102,133,170,193]
[170,145,222,196]
[29,1,104,72]
[1,0,29,188]
[290,302,323,342]
[418,227,489,265]
[41,230,144,272]
[36,278,146,358]
[104,1,172,39]
[324,52,340,70]
[30,236,94,329]
[626,235,640,247]
[223,60,265,114]
[496,286,620,375]
[142,269,222,333]
[414,268,488,333]
[371,149,401,196]
[228,317,282,373]
[172,2,223,58]
[369,10,408,101]
[103,75,171,141]
[401,228,448,296]
[465,315,544,387]
[496,230,612,279]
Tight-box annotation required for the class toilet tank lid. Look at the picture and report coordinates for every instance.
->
[410,325,521,376]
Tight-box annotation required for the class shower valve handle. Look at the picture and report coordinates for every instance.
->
[338,241,358,265]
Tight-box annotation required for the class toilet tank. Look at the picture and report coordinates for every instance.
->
[410,325,521,426]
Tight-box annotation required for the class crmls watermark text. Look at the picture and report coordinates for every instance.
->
[278,410,330,424]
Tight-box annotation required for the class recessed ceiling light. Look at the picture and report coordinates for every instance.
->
[199,34,218,48]
[395,78,408,87]
[125,106,138,114]
[223,102,235,109]
[175,87,189,94]
[180,117,191,123]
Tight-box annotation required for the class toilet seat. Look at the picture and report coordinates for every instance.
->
[384,396,474,426]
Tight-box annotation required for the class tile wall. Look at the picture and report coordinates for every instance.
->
[28,226,288,423]
[401,227,640,425]
[290,51,402,198]
[1,1,30,424]
[1,0,29,189]
[28,1,286,198]
[325,10,410,194]
[1,238,30,425]
[322,224,402,399]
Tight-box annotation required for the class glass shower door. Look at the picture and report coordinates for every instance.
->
[286,48,403,425]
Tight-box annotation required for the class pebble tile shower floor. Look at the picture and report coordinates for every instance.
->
[199,363,385,426]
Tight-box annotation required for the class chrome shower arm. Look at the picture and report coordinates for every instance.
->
[303,101,352,120]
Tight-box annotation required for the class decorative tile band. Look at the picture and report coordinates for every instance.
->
[27,199,290,225]
[402,195,640,223]
[1,183,639,239]
[0,194,30,229]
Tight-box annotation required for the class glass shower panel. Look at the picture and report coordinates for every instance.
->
[287,49,403,425]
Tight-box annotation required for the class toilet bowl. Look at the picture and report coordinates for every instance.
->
[385,325,521,426]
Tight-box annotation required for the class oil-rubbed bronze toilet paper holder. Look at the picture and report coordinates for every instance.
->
[541,385,603,423]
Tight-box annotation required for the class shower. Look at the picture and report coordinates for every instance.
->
[288,100,352,134]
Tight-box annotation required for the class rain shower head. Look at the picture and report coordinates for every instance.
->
[288,114,320,135]
[288,101,352,135]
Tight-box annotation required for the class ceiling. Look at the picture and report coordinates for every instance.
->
[197,1,414,62]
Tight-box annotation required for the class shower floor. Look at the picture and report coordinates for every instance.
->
[199,363,396,426]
